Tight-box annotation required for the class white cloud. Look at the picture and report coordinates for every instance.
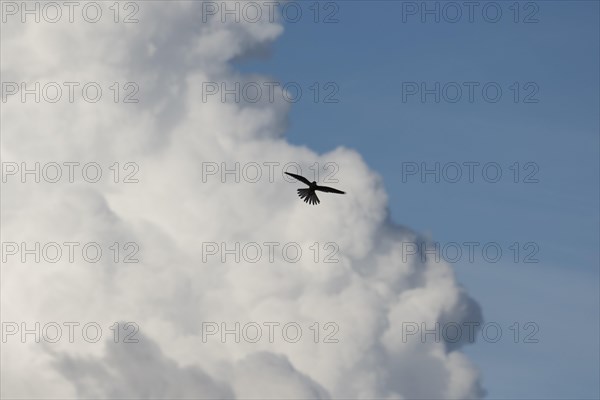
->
[1,2,483,398]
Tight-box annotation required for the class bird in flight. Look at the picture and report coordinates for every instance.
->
[285,172,345,205]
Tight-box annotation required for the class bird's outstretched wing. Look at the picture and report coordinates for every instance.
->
[315,185,345,194]
[285,172,311,186]
[298,189,320,205]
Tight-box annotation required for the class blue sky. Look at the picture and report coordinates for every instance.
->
[237,1,600,398]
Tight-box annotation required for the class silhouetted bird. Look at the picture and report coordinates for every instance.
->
[285,172,345,205]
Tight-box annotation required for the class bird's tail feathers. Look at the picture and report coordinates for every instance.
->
[297,189,320,205]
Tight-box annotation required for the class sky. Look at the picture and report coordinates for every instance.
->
[1,1,599,399]
[236,1,600,398]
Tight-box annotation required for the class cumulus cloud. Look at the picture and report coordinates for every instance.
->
[1,2,483,398]
[54,330,234,399]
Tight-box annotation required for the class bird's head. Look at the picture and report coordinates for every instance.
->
[312,181,317,185]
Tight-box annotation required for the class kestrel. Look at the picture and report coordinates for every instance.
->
[285,172,345,205]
